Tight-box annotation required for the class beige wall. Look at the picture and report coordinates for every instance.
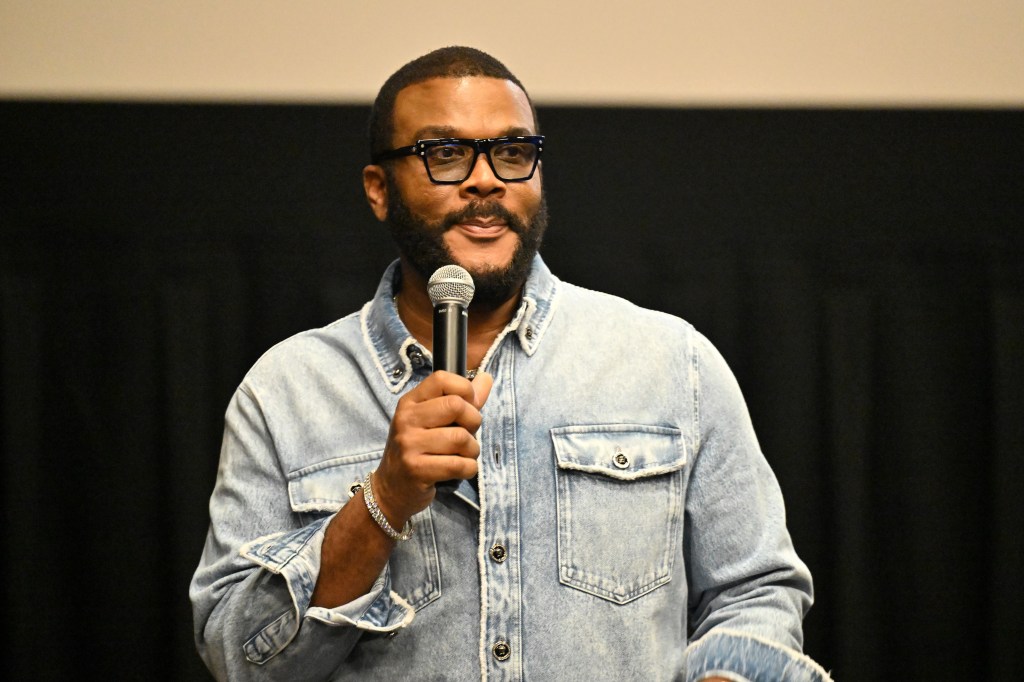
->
[1,0,1022,106]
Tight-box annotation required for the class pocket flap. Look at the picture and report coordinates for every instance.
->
[550,424,687,481]
[287,451,382,513]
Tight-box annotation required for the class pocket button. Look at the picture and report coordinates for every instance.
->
[613,451,630,469]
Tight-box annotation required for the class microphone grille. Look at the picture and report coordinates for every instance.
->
[428,265,475,307]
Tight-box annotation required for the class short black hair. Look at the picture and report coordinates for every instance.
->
[368,46,538,159]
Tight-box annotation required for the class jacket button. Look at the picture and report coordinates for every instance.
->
[524,326,534,340]
[492,640,511,661]
[392,367,404,378]
[613,451,630,469]
[489,544,507,563]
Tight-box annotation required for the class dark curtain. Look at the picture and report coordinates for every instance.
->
[1,102,1021,680]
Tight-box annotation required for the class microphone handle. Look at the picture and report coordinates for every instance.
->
[433,301,469,493]
[432,302,468,376]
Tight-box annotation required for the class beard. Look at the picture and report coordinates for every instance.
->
[385,173,548,310]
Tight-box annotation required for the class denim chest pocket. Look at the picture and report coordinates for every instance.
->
[551,424,688,604]
[287,452,441,611]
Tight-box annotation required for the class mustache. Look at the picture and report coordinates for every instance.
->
[440,202,527,234]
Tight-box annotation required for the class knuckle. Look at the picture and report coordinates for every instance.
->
[390,409,412,430]
[406,459,430,481]
[391,431,415,454]
[442,394,465,417]
[447,428,470,448]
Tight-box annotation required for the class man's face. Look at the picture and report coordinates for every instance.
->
[372,77,547,308]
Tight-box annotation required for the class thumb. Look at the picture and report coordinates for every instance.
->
[470,371,494,409]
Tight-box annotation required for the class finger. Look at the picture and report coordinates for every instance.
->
[419,426,482,458]
[387,422,481,465]
[417,372,490,430]
[400,393,482,432]
[411,454,479,482]
[409,370,475,404]
[470,371,494,410]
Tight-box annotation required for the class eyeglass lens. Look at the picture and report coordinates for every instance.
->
[425,141,538,182]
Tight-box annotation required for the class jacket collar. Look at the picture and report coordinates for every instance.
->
[360,254,560,393]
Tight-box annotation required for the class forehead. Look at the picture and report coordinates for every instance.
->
[391,77,535,143]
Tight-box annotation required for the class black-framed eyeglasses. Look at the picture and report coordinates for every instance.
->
[372,135,544,184]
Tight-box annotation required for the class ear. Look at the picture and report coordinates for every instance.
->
[363,164,389,222]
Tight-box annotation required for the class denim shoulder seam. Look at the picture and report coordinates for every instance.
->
[235,382,290,482]
[242,310,360,378]
[687,324,701,453]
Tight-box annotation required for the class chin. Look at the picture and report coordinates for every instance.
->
[457,255,514,277]
[444,243,518,277]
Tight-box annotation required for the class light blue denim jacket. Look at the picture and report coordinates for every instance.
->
[191,256,832,681]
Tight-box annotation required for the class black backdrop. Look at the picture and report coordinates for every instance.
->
[1,101,1021,680]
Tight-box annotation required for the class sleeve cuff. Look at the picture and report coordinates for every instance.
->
[684,629,833,682]
[306,565,416,632]
[238,517,415,664]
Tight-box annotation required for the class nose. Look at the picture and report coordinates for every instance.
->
[460,151,506,198]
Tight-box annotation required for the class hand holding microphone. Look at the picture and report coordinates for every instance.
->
[428,265,481,491]
[370,265,491,529]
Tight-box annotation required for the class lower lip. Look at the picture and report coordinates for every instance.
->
[453,223,509,239]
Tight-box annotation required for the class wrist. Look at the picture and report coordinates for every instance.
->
[362,470,414,542]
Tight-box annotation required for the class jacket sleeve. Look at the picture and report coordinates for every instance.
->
[682,333,832,682]
[189,384,413,681]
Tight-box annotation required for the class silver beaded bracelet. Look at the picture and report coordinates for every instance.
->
[361,470,414,541]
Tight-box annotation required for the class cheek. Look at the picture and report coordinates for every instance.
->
[393,188,445,225]
[393,165,450,214]
[414,185,455,216]
[516,182,543,215]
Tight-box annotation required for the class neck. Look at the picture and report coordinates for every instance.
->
[395,259,521,372]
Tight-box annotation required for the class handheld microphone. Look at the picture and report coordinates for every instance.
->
[428,265,476,493]
[427,265,475,376]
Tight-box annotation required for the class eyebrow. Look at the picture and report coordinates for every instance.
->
[410,125,534,141]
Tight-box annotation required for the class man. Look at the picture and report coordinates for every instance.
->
[191,46,832,681]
